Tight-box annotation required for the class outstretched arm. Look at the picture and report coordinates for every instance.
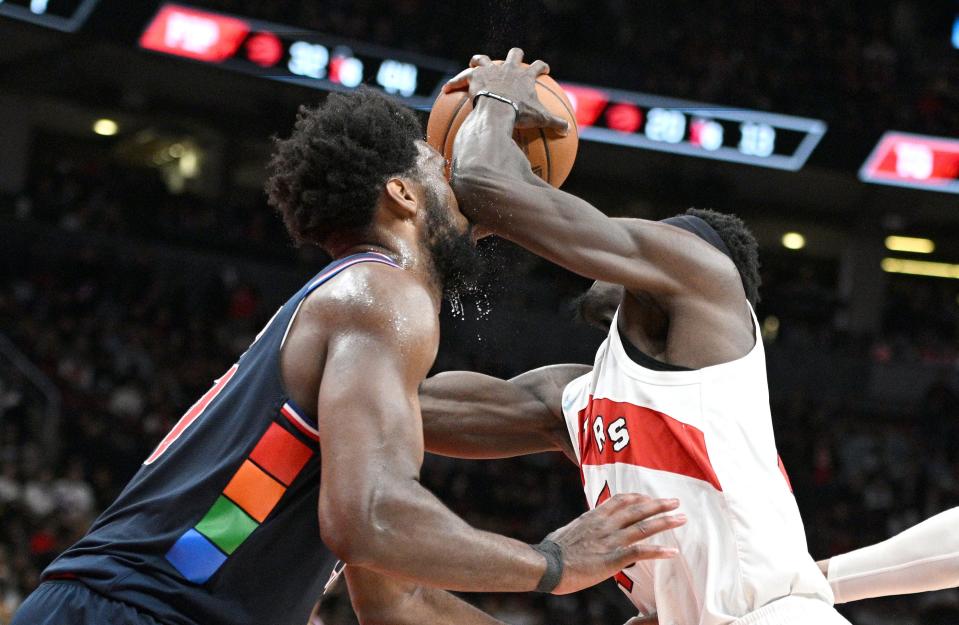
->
[420,364,589,462]
[316,267,684,594]
[450,49,735,299]
[345,566,510,625]
[820,507,959,603]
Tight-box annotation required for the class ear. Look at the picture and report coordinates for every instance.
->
[383,176,419,220]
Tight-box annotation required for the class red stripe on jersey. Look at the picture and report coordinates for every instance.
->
[778,455,793,492]
[145,364,238,465]
[579,397,722,492]
[592,481,634,592]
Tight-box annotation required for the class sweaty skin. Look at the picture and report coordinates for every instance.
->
[281,142,685,624]
[449,49,754,370]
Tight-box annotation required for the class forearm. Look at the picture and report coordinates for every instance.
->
[420,368,575,459]
[452,100,641,286]
[328,477,546,592]
[826,507,959,603]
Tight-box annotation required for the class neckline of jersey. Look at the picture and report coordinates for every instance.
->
[606,303,761,384]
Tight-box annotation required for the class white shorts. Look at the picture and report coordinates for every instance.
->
[730,596,851,625]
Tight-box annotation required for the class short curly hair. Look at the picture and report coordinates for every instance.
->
[685,208,762,306]
[266,88,423,247]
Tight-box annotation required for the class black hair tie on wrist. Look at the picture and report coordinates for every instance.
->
[530,539,564,593]
[472,90,520,120]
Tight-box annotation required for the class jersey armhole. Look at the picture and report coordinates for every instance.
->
[561,374,591,466]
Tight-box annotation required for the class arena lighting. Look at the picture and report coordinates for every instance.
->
[953,15,959,49]
[881,258,959,280]
[92,119,119,136]
[781,232,806,250]
[884,236,935,254]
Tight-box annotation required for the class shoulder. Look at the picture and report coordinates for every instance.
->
[301,262,438,344]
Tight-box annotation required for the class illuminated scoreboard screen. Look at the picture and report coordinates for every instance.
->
[139,4,456,108]
[137,4,825,169]
[859,132,959,194]
[559,83,827,171]
[0,0,99,31]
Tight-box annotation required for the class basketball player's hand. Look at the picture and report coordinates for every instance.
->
[444,47,569,135]
[624,616,660,625]
[544,493,685,595]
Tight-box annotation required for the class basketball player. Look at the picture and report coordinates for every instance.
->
[11,88,685,625]
[419,48,852,624]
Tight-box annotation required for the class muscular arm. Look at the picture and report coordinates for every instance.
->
[820,507,959,603]
[419,364,589,462]
[345,566,510,625]
[316,272,547,591]
[316,269,682,593]
[451,98,736,299]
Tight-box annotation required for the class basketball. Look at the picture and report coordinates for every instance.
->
[427,65,579,188]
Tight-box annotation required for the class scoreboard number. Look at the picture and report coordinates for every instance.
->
[560,82,826,171]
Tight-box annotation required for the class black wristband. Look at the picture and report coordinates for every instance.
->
[530,539,564,593]
[472,90,520,120]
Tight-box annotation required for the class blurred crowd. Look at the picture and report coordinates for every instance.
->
[195,0,959,138]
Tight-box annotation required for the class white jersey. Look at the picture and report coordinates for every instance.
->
[562,307,840,625]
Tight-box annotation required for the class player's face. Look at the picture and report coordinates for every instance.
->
[414,142,482,297]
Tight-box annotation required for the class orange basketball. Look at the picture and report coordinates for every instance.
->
[426,65,579,188]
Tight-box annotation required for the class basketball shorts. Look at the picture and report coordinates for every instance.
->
[11,581,163,625]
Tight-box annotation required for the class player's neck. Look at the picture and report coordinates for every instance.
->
[331,239,443,307]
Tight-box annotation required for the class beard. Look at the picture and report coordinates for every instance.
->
[419,189,482,299]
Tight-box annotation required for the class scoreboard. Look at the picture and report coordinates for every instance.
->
[136,3,827,171]
[859,132,959,194]
[0,0,99,31]
[560,83,827,171]
[139,4,456,109]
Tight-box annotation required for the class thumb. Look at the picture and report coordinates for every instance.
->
[546,113,570,136]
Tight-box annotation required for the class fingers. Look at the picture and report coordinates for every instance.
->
[505,47,525,65]
[614,542,680,569]
[528,59,550,76]
[545,113,570,136]
[595,493,654,518]
[610,497,680,529]
[620,513,687,544]
[469,54,492,68]
[443,67,474,93]
[597,492,651,510]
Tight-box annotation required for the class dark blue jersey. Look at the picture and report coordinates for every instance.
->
[44,252,400,625]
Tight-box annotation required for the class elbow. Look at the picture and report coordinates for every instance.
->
[318,487,403,568]
[319,498,379,566]
[320,512,364,565]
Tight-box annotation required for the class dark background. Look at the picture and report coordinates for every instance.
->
[1,1,959,623]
